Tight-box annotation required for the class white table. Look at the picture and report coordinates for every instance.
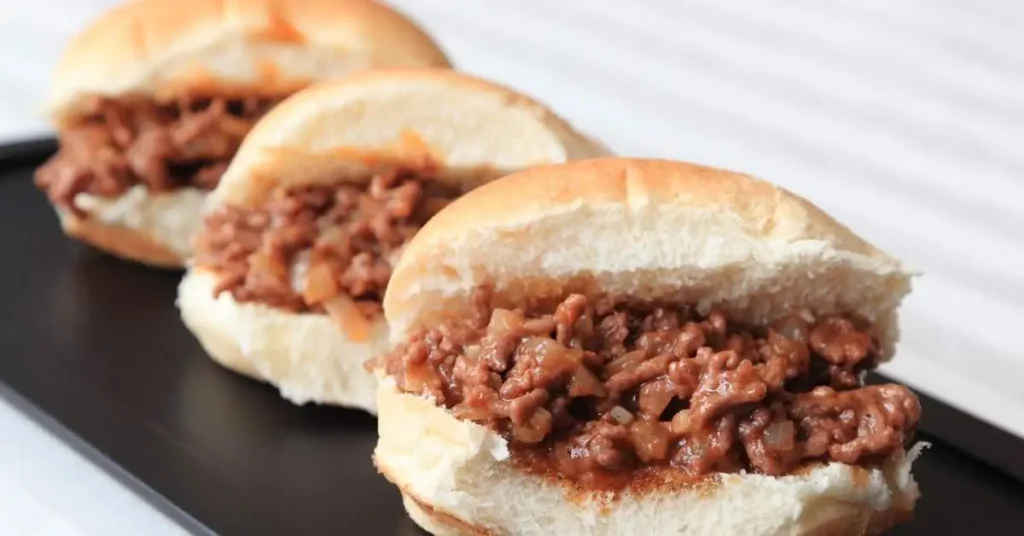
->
[0,397,186,536]
[1,0,1022,533]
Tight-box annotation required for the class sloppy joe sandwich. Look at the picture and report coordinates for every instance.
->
[35,0,450,268]
[374,158,924,535]
[177,69,610,411]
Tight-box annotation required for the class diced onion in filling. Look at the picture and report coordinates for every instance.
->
[568,367,605,397]
[605,350,646,376]
[610,405,634,425]
[250,250,288,281]
[670,409,692,436]
[489,308,524,335]
[302,260,338,304]
[772,314,810,343]
[513,408,553,444]
[464,345,482,360]
[764,420,795,451]
[637,379,675,419]
[289,251,310,294]
[629,420,671,463]
[323,294,372,342]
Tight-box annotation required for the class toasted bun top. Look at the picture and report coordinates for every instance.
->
[48,0,451,122]
[384,158,914,359]
[208,68,611,208]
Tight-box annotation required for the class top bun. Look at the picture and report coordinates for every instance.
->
[384,158,914,359]
[208,68,611,209]
[48,0,451,122]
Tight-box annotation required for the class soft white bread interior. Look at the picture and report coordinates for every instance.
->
[384,157,914,360]
[178,271,388,408]
[375,378,924,536]
[180,69,610,409]
[59,187,206,268]
[47,0,452,123]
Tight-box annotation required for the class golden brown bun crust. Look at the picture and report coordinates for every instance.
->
[49,0,452,121]
[401,493,495,536]
[59,211,184,269]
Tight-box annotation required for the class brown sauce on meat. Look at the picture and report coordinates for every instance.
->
[380,291,921,490]
[510,445,723,499]
[35,94,283,217]
[193,170,462,328]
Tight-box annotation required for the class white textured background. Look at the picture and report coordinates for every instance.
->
[1,0,1022,533]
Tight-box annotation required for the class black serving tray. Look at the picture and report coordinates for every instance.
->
[1,139,1022,535]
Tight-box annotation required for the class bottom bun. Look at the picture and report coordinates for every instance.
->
[59,186,208,268]
[374,379,923,536]
[59,210,183,268]
[177,270,389,411]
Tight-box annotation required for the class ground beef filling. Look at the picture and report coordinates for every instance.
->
[35,95,282,217]
[194,170,460,334]
[382,293,921,486]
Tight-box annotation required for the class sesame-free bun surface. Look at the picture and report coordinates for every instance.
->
[179,70,610,410]
[384,157,913,359]
[374,378,922,536]
[48,0,451,122]
[208,68,611,209]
